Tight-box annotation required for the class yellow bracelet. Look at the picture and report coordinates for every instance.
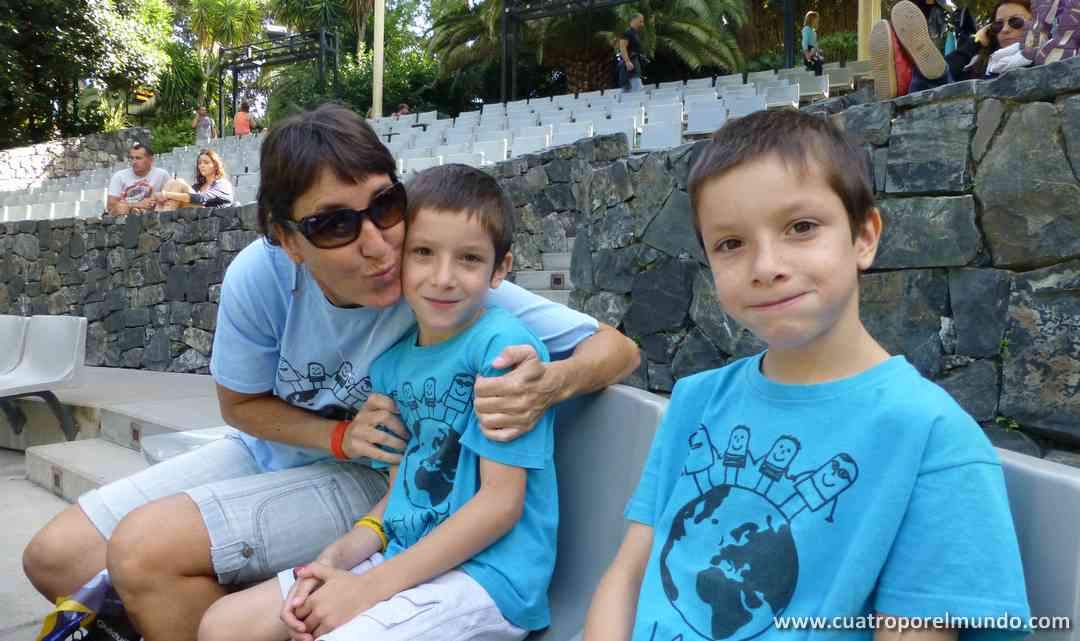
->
[354,516,388,552]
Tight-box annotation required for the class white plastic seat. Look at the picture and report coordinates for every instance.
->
[649,89,683,104]
[399,146,434,160]
[637,122,683,151]
[656,79,685,90]
[728,94,768,117]
[443,152,485,167]
[417,110,438,124]
[577,90,603,101]
[765,83,800,109]
[508,113,540,129]
[538,111,572,126]
[0,315,29,374]
[29,203,53,220]
[516,125,552,142]
[402,156,444,174]
[828,68,856,93]
[685,76,715,88]
[551,123,594,146]
[510,135,548,157]
[434,143,471,157]
[686,102,728,135]
[475,131,510,145]
[647,102,683,125]
[715,74,747,88]
[609,105,645,124]
[528,386,668,641]
[52,201,81,220]
[472,139,508,164]
[0,315,87,440]
[595,116,637,147]
[445,129,475,145]
[747,69,778,82]
[78,200,104,218]
[3,205,29,222]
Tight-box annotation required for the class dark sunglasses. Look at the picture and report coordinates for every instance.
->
[991,16,1027,33]
[281,181,406,249]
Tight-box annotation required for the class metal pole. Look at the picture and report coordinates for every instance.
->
[217,64,224,138]
[318,30,327,92]
[500,7,509,103]
[231,68,239,135]
[510,19,518,101]
[783,0,796,69]
[373,0,386,118]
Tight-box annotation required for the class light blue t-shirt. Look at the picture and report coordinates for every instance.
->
[627,353,1030,641]
[209,240,598,471]
[370,306,558,631]
[802,25,818,52]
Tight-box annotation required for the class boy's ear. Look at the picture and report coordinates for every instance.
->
[854,207,883,271]
[490,251,514,288]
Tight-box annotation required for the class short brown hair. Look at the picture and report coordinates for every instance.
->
[131,142,154,157]
[257,104,397,244]
[687,109,873,245]
[404,164,515,267]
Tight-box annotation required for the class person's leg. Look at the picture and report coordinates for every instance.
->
[198,578,289,641]
[110,458,387,641]
[108,494,226,641]
[22,437,258,603]
[630,76,643,92]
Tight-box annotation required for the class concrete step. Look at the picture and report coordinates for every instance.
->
[541,252,572,271]
[534,289,570,305]
[514,270,573,290]
[26,438,149,503]
[100,397,227,452]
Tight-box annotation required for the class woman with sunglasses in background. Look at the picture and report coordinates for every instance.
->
[23,104,641,641]
[873,0,1033,97]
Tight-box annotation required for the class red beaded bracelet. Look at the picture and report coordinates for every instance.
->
[330,419,351,460]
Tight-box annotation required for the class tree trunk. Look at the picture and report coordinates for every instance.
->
[560,48,612,92]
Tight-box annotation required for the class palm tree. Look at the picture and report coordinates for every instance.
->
[429,0,746,94]
[189,0,266,102]
[268,0,373,63]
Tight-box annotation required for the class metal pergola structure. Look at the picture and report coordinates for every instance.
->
[217,29,340,136]
[499,0,798,103]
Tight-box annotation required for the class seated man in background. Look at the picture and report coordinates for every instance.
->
[106,142,171,216]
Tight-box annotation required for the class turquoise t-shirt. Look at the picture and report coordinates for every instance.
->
[370,306,558,631]
[802,25,818,52]
[626,354,1030,641]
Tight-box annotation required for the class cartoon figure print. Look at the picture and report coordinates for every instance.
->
[276,357,372,412]
[649,424,860,641]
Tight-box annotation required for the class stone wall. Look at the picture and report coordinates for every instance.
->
[0,128,151,192]
[1,58,1078,462]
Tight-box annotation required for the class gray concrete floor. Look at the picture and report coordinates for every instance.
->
[0,447,68,641]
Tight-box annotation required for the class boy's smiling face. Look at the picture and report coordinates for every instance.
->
[697,153,880,353]
[402,207,512,345]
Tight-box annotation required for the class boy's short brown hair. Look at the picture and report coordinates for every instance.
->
[404,164,515,267]
[257,104,398,245]
[687,110,874,245]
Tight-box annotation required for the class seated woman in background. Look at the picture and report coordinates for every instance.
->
[155,149,235,210]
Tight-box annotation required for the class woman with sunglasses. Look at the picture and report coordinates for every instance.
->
[947,0,1033,80]
[22,104,641,641]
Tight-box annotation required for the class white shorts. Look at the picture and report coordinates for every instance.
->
[277,553,528,641]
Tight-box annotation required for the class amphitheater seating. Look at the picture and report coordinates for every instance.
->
[1,67,868,216]
[0,314,86,441]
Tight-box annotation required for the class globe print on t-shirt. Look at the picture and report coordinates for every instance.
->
[647,424,860,641]
[384,373,475,545]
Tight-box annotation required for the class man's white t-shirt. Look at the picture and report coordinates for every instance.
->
[108,167,171,204]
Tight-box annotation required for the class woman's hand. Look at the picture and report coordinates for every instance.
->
[343,394,409,463]
[473,345,564,442]
[292,563,386,638]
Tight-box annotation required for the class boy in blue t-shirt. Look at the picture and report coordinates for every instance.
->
[202,164,556,641]
[582,110,1031,641]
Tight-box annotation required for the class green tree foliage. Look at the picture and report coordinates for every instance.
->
[0,0,171,147]
[188,0,265,102]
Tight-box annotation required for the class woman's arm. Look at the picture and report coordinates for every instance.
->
[216,385,408,464]
[582,522,654,641]
[473,322,640,440]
